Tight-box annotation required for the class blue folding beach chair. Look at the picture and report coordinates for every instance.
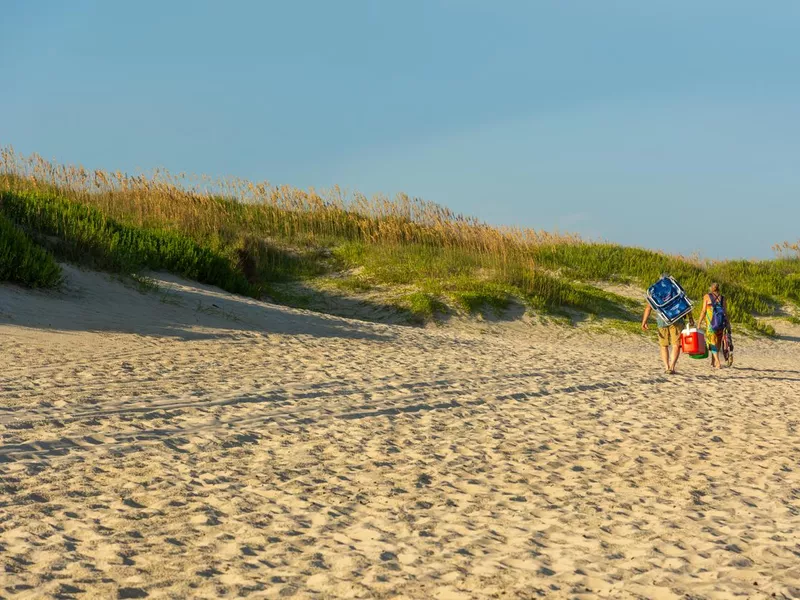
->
[647,275,693,326]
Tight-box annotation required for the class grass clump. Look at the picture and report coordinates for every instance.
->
[1,191,253,296]
[450,287,511,315]
[751,320,776,336]
[0,212,62,287]
[505,268,638,319]
[127,273,160,294]
[393,292,446,324]
[333,242,479,285]
[235,235,330,284]
[325,275,373,293]
[335,241,637,320]
[590,318,653,338]
[262,284,314,309]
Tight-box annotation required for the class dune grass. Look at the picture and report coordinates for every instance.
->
[1,191,254,297]
[0,146,796,334]
[529,242,786,334]
[332,241,641,319]
[449,287,511,315]
[392,292,448,324]
[326,276,373,293]
[0,212,62,288]
[707,258,800,306]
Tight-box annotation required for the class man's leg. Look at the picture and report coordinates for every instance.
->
[669,343,681,373]
[657,328,671,372]
[666,325,681,373]
[660,345,670,372]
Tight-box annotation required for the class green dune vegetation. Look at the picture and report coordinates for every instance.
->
[0,211,62,288]
[1,146,798,334]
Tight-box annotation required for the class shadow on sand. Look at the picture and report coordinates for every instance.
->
[0,266,396,343]
[734,366,800,375]
[776,334,800,343]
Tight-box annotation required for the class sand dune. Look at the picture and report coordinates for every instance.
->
[1,266,799,599]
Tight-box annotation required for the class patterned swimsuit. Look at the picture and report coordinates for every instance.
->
[705,294,724,353]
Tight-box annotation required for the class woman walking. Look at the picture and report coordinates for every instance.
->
[698,283,728,369]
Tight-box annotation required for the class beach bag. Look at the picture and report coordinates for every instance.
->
[710,294,726,332]
[647,276,693,326]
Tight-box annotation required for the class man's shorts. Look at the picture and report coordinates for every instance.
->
[657,324,682,347]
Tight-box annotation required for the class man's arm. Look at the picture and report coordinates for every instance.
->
[642,304,652,331]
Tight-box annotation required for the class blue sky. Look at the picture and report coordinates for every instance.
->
[3,1,799,258]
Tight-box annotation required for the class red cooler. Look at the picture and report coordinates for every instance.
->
[681,327,706,355]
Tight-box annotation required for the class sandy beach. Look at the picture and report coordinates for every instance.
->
[1,267,799,599]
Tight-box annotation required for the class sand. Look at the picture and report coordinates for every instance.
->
[1,265,799,599]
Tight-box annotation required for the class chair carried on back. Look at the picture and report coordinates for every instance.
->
[647,275,693,326]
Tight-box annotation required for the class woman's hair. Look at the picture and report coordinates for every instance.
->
[710,282,720,293]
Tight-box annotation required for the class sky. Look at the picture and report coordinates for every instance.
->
[2,0,799,259]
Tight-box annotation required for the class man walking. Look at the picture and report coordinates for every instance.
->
[642,287,694,374]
